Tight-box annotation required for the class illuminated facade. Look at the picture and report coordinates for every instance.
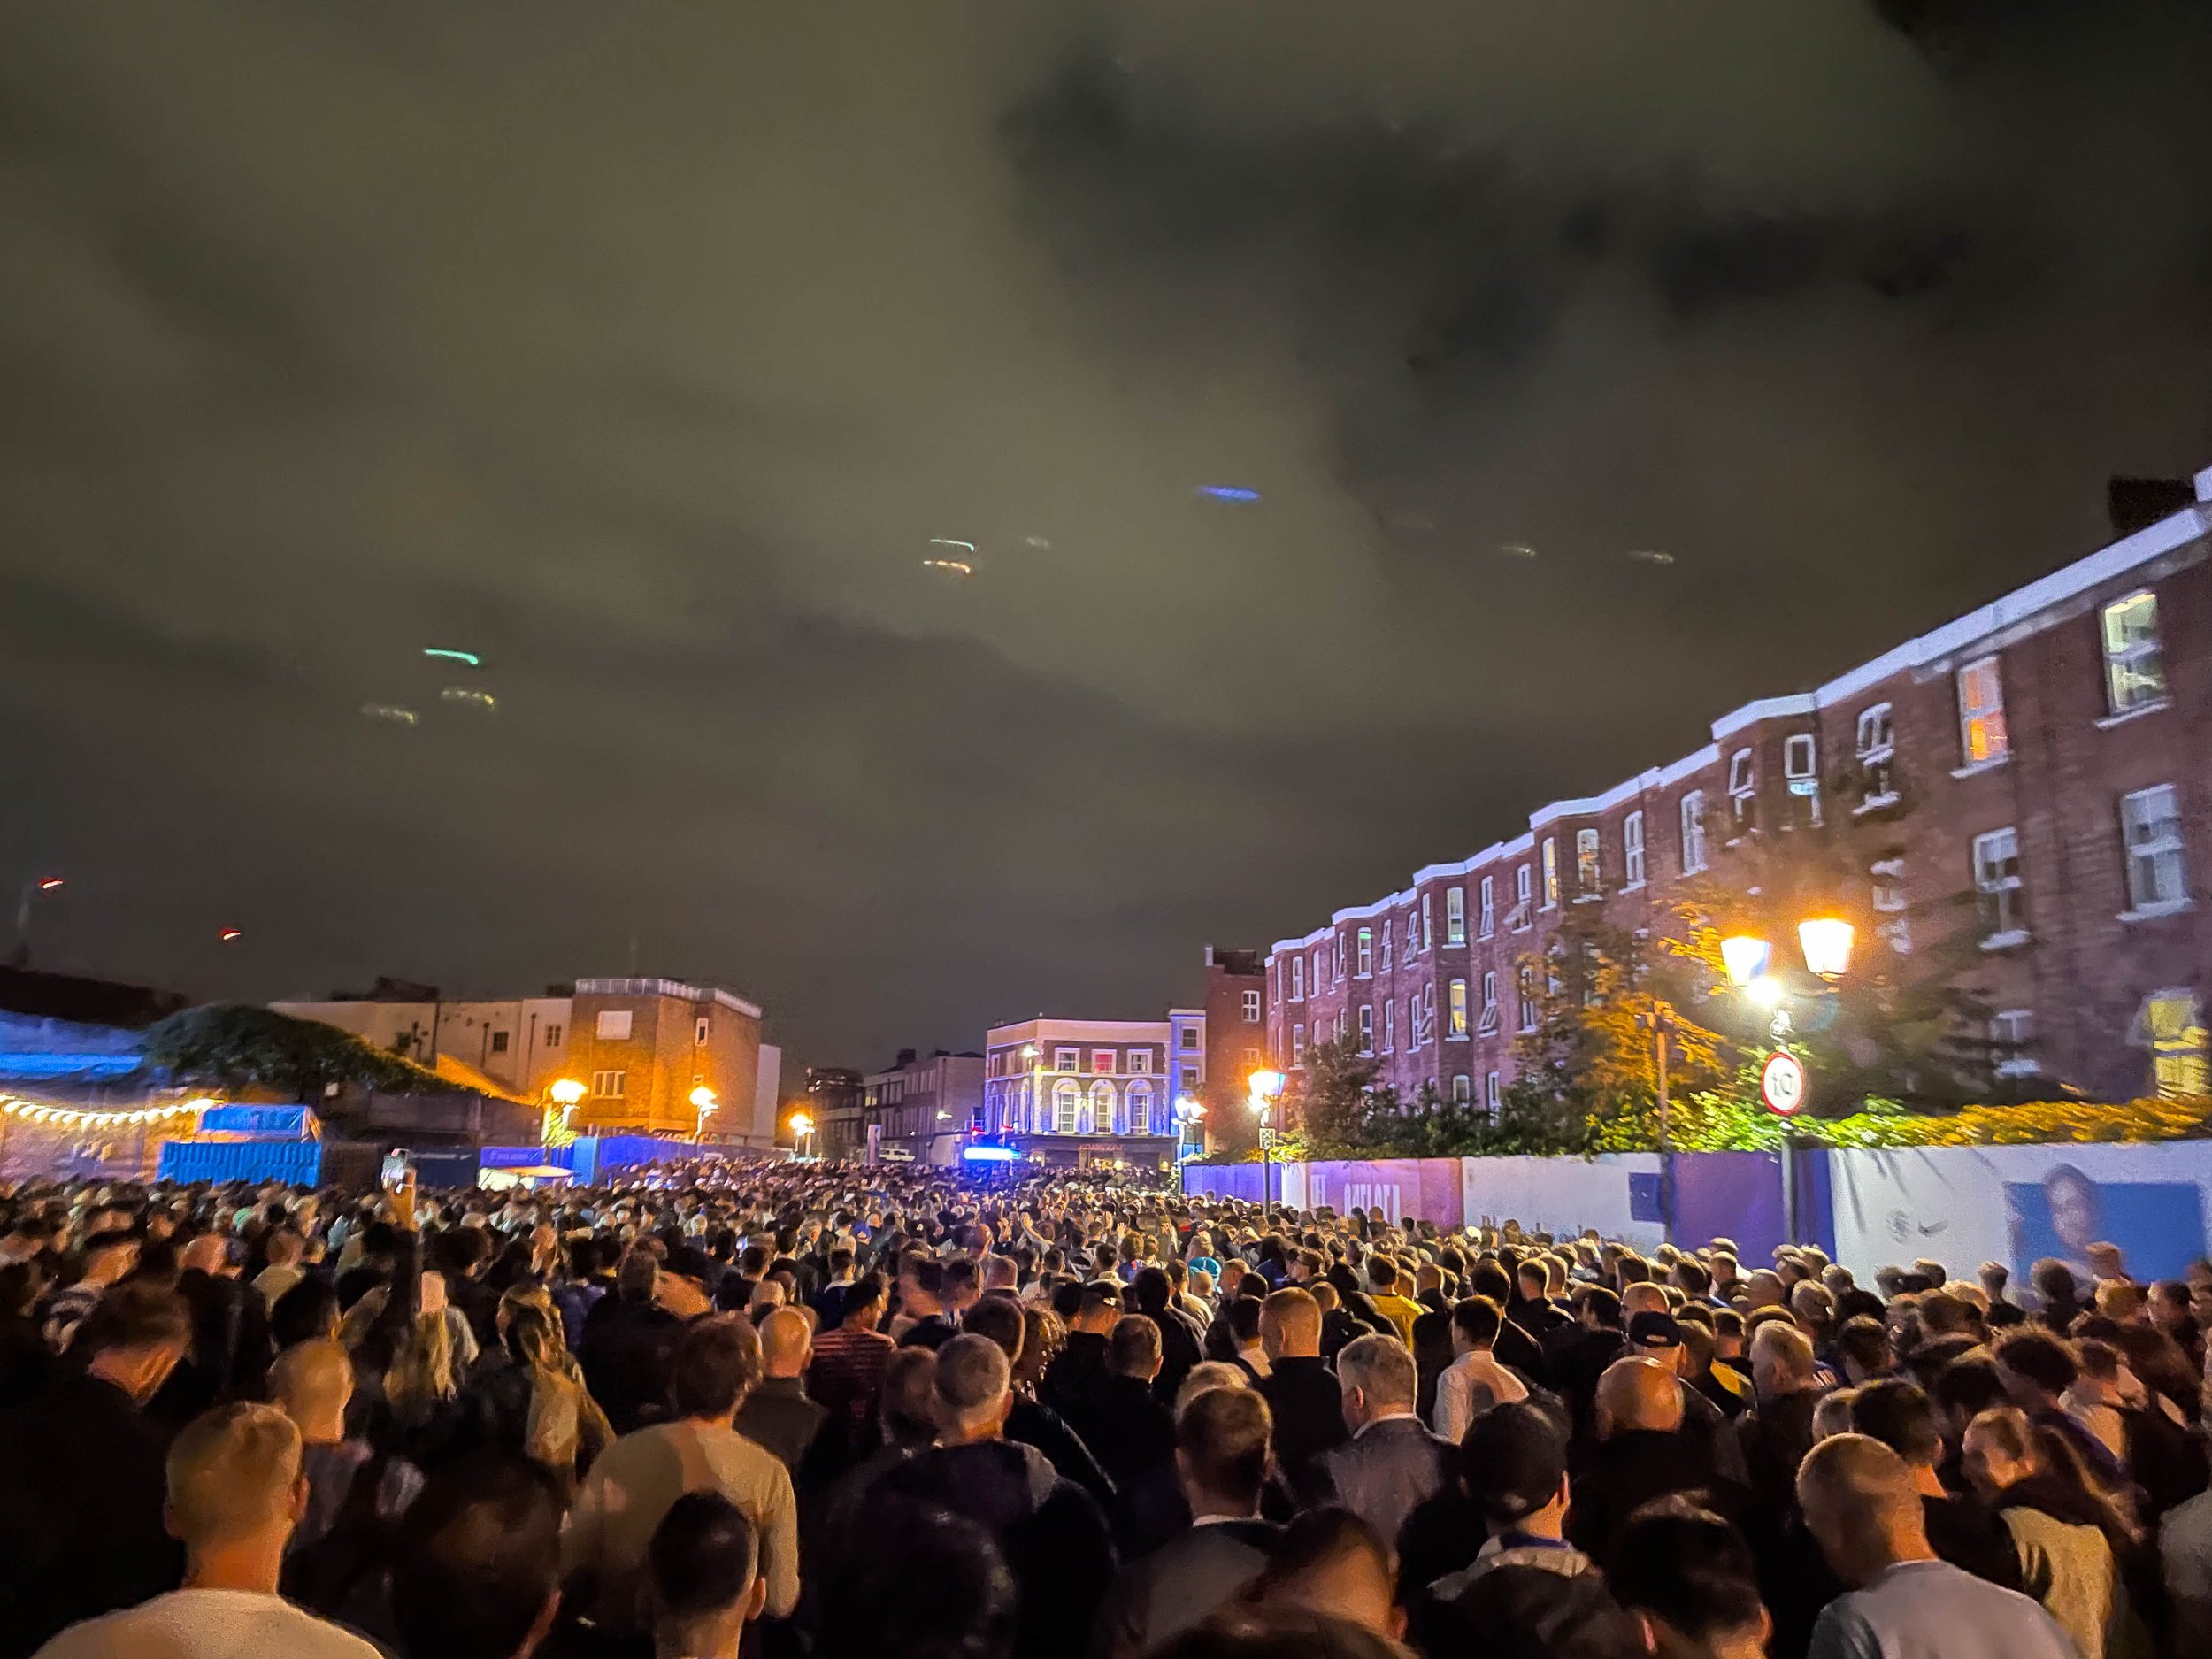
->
[982,1011,1203,1171]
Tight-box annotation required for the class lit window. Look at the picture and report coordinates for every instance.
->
[1425,983,1436,1041]
[1871,857,1911,955]
[1989,1010,2039,1079]
[1290,957,1303,1000]
[1624,811,1646,888]
[1479,876,1495,938]
[1957,656,2009,764]
[2102,591,2167,715]
[595,1010,633,1041]
[591,1069,626,1099]
[1382,1000,1394,1053]
[2121,785,2190,914]
[1679,792,1708,874]
[1422,892,1433,951]
[1514,863,1533,927]
[1485,1071,1501,1112]
[1452,1074,1471,1104]
[695,1018,710,1046]
[1972,828,2027,942]
[2144,992,2209,1099]
[1358,1004,1374,1053]
[1540,838,1560,909]
[1575,827,1601,897]
[1517,966,1539,1033]
[1356,927,1373,976]
[1448,979,1469,1038]
[1479,972,1498,1033]
[1127,1049,1152,1073]
[1242,989,1261,1023]
[1055,1047,1079,1071]
[1090,1048,1117,1073]
[1053,1078,1081,1133]
[1127,1080,1153,1135]
[1728,748,1757,835]
[1446,886,1466,945]
[1855,703,1896,809]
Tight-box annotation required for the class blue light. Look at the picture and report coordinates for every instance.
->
[963,1145,1019,1163]
[1196,485,1261,503]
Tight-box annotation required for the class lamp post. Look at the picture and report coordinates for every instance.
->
[788,1110,814,1160]
[689,1085,718,1144]
[1719,918,1855,1243]
[1171,1094,1206,1162]
[545,1077,586,1146]
[1248,1069,1285,1211]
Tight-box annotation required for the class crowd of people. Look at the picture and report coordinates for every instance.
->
[3,1158,2212,1659]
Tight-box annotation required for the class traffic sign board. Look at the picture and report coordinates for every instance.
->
[1761,1049,1807,1117]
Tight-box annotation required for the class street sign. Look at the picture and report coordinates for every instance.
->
[1761,1049,1807,1118]
[1258,1124,1276,1148]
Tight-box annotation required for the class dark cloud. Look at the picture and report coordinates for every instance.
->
[0,1,2208,1070]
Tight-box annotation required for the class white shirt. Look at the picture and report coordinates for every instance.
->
[1433,1349,1528,1445]
[33,1587,382,1659]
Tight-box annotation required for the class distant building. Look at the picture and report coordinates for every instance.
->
[803,1065,865,1160]
[981,1012,1202,1173]
[276,974,769,1142]
[862,1048,986,1164]
[1202,948,1268,1151]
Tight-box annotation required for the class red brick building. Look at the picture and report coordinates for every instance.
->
[1267,468,2212,1110]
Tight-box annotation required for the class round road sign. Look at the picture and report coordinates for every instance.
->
[1760,1049,1807,1118]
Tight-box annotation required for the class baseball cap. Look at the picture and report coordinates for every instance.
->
[1460,1401,1569,1525]
[1627,1311,1682,1350]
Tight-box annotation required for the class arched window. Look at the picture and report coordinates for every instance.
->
[1086,1079,1115,1134]
[1125,1079,1154,1136]
[1052,1078,1081,1134]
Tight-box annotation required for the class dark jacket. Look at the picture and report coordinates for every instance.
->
[1091,1518,1279,1659]
[579,1289,682,1435]
[1925,1492,2026,1592]
[1311,1416,1456,1546]
[0,1372,184,1659]
[1041,1331,1111,1423]
[1009,1395,1117,1510]
[1258,1356,1351,1486]
[146,1266,272,1433]
[1566,1428,1759,1569]
[1146,1310,1205,1408]
[1071,1374,1180,1551]
[1735,1390,1819,1517]
[736,1376,830,1475]
[880,1439,1117,1659]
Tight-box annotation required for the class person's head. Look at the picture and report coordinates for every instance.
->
[1959,1405,2040,1502]
[961,1294,1025,1365]
[1795,1434,1928,1586]
[76,1279,192,1401]
[1177,1381,1273,1516]
[1671,1258,1712,1300]
[1813,1387,1861,1441]
[1624,1312,1683,1375]
[1229,1294,1267,1350]
[1620,1282,1669,1321]
[1243,1509,1403,1641]
[1335,1334,1416,1432]
[1748,1320,1817,1402]
[392,1456,565,1659]
[270,1275,341,1349]
[265,1227,304,1268]
[933,1333,1013,1443]
[816,1501,1017,1659]
[1461,1401,1570,1538]
[1993,1329,2076,1409]
[1740,1269,1784,1311]
[759,1306,812,1380]
[1832,1316,1890,1385]
[1579,1287,1624,1332]
[74,1228,139,1288]
[1071,1284,1120,1335]
[1607,1501,1769,1659]
[650,1491,765,1659]
[672,1315,763,1423]
[1261,1287,1322,1360]
[1450,1295,1502,1356]
[1849,1378,1942,1477]
[1109,1314,1164,1382]
[270,1339,355,1444]
[2043,1166,2100,1254]
[1177,1361,1254,1412]
[1594,1356,1682,1440]
[165,1402,308,1584]
[879,1347,941,1447]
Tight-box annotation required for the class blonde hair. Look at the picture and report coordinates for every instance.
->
[166,1402,302,1548]
[270,1339,354,1427]
[385,1310,457,1425]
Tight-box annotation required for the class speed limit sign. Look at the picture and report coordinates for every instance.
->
[1760,1049,1807,1118]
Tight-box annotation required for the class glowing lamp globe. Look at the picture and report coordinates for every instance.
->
[1798,918,1855,980]
[1720,935,1772,988]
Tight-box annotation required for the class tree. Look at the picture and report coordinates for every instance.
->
[143,1003,441,1100]
[1284,1033,1385,1155]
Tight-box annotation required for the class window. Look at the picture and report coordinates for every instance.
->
[1406,912,1418,955]
[2121,785,2190,914]
[1053,1078,1081,1133]
[1479,876,1495,938]
[1312,949,1324,989]
[1517,966,1539,1033]
[1356,927,1373,976]
[2144,992,2209,1099]
[1382,999,1395,1053]
[1624,811,1646,888]
[695,1017,710,1046]
[1784,733,1816,782]
[1126,1080,1154,1136]
[1452,1074,1471,1104]
[1090,1048,1118,1073]
[1485,1071,1501,1112]
[1424,983,1436,1042]
[1380,926,1392,973]
[1358,1004,1374,1053]
[1242,989,1262,1023]
[543,1023,563,1047]
[1479,971,1499,1034]
[1290,957,1303,1000]
[2102,591,2166,715]
[1989,1010,2039,1079]
[1333,934,1345,984]
[1514,864,1533,928]
[1086,1079,1114,1133]
[1727,748,1757,835]
[1540,838,1560,908]
[1973,828,2027,943]
[1575,828,1601,897]
[1181,1026,1200,1048]
[1126,1049,1151,1073]
[1855,704,1896,809]
[1448,979,1469,1038]
[1241,1045,1262,1069]
[1181,1064,1199,1091]
[1957,656,2008,765]
[1871,857,1911,955]
[1679,792,1708,874]
[1054,1047,1079,1072]
[1292,1024,1306,1060]
[1445,887,1466,945]
[1422,893,1433,951]
[595,1010,633,1041]
[489,1030,510,1055]
[591,1069,626,1099]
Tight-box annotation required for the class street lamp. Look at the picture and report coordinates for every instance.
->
[1171,1094,1206,1161]
[788,1110,815,1160]
[544,1077,587,1145]
[1248,1069,1285,1210]
[1798,918,1855,981]
[1720,935,1770,988]
[688,1085,718,1143]
[12,876,63,967]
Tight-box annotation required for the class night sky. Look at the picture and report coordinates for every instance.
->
[3,3,2208,1074]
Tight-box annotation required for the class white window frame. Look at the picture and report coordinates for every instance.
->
[1452,1073,1471,1104]
[695,1017,710,1047]
[1517,966,1539,1033]
[1871,856,1911,955]
[1623,810,1646,889]
[1242,989,1262,1024]
[1382,999,1395,1054]
[1292,1023,1306,1060]
[1972,827,2027,946]
[1358,1003,1374,1054]
[1446,886,1466,946]
[1989,1010,2039,1079]
[1485,1071,1501,1113]
[1311,949,1324,991]
[1575,827,1601,899]
[1478,971,1499,1034]
[1405,911,1418,956]
[1514,863,1533,929]
[1540,838,1560,909]
[1126,1049,1152,1073]
[1679,792,1708,875]
[1090,1048,1117,1074]
[1956,655,2009,768]
[1727,748,1756,836]
[1855,703,1897,810]
[591,1068,626,1099]
[1421,892,1433,951]
[1290,956,1304,999]
[2101,591,2167,717]
[1380,925,1392,973]
[1448,978,1469,1039]
[1356,926,1373,977]
[1783,733,1816,782]
[1478,875,1495,938]
[2121,784,2191,917]
[1054,1047,1079,1072]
